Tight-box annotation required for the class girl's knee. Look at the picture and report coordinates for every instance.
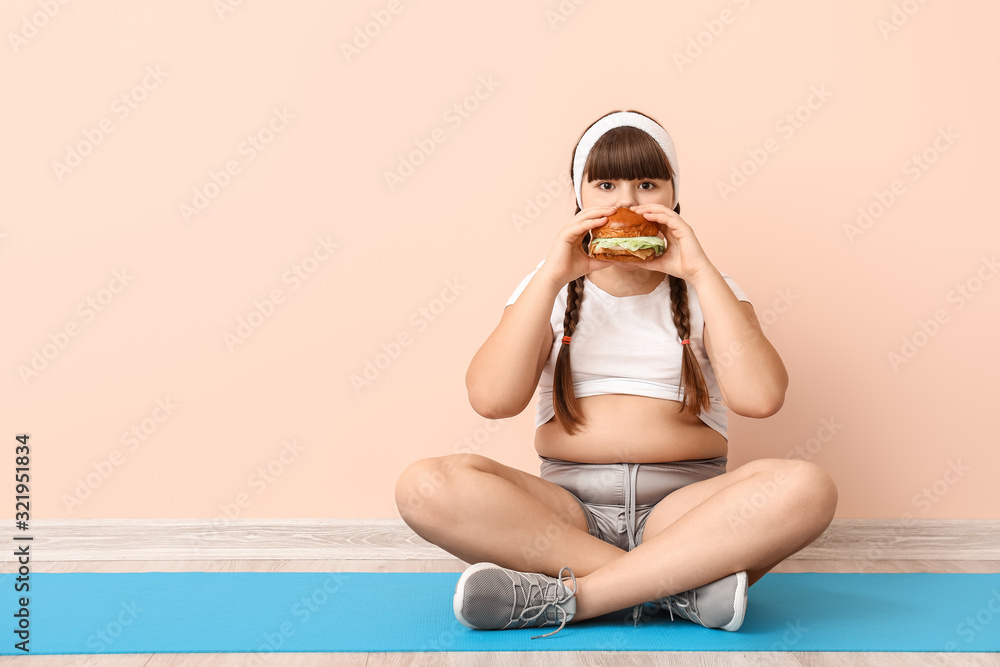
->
[440,452,496,472]
[796,461,838,519]
[780,459,837,498]
[761,458,838,519]
[394,455,485,519]
[737,458,838,517]
[734,457,785,480]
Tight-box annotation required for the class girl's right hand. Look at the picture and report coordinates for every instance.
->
[539,206,621,286]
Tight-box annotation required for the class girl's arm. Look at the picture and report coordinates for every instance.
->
[692,263,789,418]
[624,203,786,417]
[466,268,563,419]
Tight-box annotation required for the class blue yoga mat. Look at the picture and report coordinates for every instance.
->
[4,572,999,654]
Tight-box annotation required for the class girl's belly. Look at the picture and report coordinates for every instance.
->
[533,393,728,464]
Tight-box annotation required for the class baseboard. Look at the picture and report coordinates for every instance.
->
[4,518,998,563]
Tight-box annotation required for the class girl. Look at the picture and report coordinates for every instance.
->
[395,110,838,639]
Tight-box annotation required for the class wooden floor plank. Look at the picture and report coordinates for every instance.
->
[144,654,368,666]
[9,519,1000,563]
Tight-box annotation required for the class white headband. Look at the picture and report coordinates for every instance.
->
[572,111,679,210]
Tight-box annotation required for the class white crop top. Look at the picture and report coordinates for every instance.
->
[505,259,752,441]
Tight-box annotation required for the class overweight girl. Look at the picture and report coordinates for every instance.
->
[395,109,838,639]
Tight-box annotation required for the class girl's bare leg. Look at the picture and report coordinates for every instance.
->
[565,458,838,621]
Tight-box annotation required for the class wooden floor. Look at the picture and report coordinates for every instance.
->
[5,519,999,665]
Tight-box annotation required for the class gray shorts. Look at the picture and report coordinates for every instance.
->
[539,455,728,552]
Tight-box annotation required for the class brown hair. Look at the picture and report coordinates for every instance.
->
[552,110,711,435]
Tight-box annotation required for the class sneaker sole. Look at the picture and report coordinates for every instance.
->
[453,562,503,630]
[718,570,748,632]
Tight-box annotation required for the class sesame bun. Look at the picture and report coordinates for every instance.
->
[588,207,665,262]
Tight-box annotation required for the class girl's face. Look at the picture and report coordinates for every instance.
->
[581,176,674,211]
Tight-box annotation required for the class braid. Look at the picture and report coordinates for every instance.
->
[553,277,587,434]
[563,277,583,338]
[668,274,711,417]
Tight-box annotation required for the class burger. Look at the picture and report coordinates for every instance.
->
[587,207,666,262]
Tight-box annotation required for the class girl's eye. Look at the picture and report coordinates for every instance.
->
[596,181,656,190]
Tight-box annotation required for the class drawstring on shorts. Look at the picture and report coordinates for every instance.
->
[623,462,645,626]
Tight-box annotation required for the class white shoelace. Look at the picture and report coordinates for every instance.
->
[520,565,577,639]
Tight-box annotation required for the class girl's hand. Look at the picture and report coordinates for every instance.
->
[630,204,713,282]
[539,206,620,286]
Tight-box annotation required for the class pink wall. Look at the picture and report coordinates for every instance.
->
[3,1,997,520]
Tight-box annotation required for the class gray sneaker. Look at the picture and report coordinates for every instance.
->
[655,570,748,631]
[453,562,578,639]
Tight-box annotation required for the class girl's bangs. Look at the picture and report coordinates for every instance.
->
[583,126,673,184]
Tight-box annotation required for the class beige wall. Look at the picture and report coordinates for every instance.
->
[3,0,998,521]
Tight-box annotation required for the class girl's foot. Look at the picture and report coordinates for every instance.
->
[453,562,578,639]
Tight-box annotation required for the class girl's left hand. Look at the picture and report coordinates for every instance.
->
[630,204,713,282]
